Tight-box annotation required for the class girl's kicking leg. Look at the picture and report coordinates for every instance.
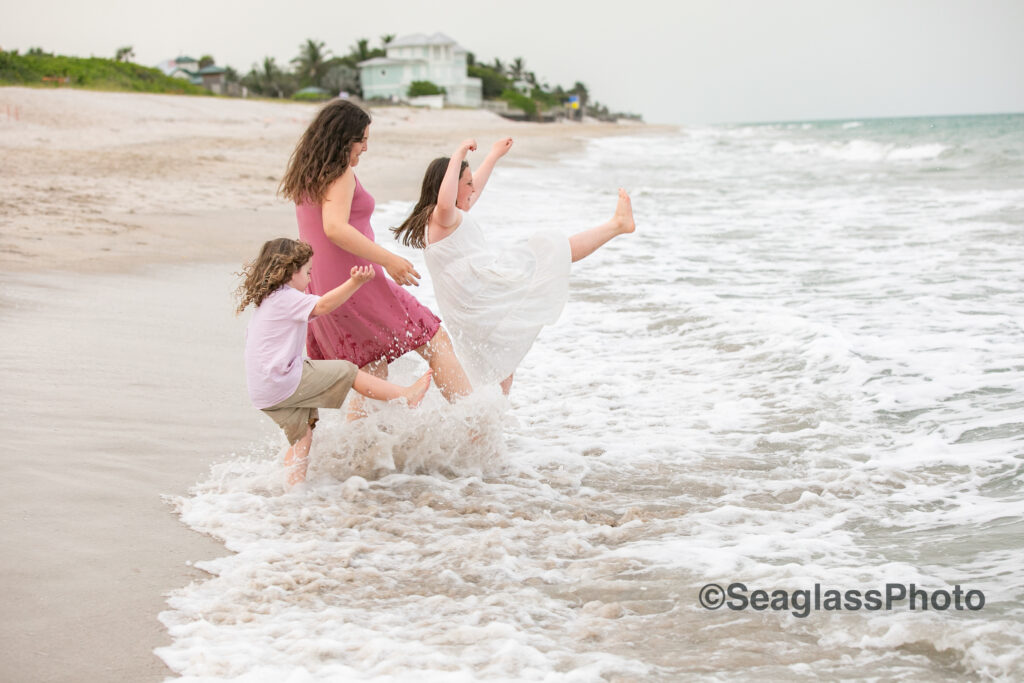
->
[569,189,635,263]
[500,373,514,396]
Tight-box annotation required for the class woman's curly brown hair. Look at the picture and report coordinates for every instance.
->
[234,238,314,314]
[279,99,371,205]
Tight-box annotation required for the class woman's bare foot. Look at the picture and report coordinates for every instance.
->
[613,188,636,234]
[401,370,433,407]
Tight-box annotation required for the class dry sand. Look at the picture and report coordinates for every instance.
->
[0,87,657,272]
[0,86,671,681]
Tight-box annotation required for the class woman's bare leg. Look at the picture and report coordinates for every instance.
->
[415,327,473,401]
[569,189,635,263]
[500,373,514,396]
[347,357,388,421]
[284,426,313,486]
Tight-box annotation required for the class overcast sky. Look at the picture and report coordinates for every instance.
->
[4,0,1023,124]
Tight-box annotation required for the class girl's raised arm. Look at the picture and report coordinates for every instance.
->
[323,168,421,286]
[435,138,476,228]
[469,137,513,209]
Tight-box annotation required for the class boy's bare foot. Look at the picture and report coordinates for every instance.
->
[613,188,636,235]
[284,451,308,486]
[402,370,433,407]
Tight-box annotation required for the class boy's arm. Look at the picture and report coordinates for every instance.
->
[310,266,375,318]
[469,137,513,209]
[434,138,476,228]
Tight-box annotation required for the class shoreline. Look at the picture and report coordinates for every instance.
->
[0,87,673,682]
[0,87,675,274]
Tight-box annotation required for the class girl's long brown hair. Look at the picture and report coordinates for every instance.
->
[279,99,371,205]
[234,238,314,314]
[391,157,469,249]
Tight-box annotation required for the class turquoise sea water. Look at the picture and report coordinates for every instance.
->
[161,113,1024,681]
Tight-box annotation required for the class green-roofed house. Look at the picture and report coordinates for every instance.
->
[197,65,227,94]
[157,56,201,83]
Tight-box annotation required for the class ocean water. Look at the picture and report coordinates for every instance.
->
[159,114,1024,681]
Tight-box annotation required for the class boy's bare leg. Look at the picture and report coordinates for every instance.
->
[569,189,635,263]
[500,373,514,396]
[347,357,388,421]
[353,369,433,407]
[284,426,313,486]
[415,327,473,401]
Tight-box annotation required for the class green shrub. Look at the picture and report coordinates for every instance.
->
[407,80,444,97]
[292,90,332,101]
[500,88,536,117]
[468,65,510,99]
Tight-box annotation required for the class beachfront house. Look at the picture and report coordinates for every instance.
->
[357,33,482,107]
[197,65,227,94]
[156,56,235,95]
[157,55,200,82]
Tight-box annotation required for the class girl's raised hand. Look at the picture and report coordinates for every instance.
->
[458,138,477,155]
[492,137,513,156]
[349,265,375,284]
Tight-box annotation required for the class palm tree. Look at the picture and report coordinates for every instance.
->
[114,46,135,63]
[380,34,396,49]
[291,39,331,87]
[258,56,286,98]
[510,57,525,81]
[350,38,372,63]
[492,58,505,76]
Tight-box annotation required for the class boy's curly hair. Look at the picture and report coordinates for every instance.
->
[235,238,314,314]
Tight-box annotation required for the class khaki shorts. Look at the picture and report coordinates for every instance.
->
[262,359,358,444]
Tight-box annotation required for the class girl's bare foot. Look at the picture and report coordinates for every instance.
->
[613,189,636,235]
[401,370,433,407]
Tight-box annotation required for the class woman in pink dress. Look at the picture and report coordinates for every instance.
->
[280,100,471,411]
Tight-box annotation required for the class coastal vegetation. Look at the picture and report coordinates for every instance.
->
[242,36,638,120]
[1,38,641,121]
[0,48,209,94]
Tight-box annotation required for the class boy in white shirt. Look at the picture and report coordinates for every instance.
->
[237,238,431,485]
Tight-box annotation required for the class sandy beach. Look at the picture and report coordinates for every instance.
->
[0,87,664,682]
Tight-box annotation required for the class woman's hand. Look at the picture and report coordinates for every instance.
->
[491,137,513,157]
[384,254,421,286]
[349,265,375,284]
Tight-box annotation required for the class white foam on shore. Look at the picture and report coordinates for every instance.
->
[161,117,1024,680]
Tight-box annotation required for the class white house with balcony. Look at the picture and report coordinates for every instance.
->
[358,33,482,107]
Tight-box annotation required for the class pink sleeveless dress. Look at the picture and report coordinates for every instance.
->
[296,175,440,368]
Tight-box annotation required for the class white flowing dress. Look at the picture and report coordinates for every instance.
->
[424,210,571,388]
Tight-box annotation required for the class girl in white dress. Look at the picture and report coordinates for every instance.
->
[392,138,635,394]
